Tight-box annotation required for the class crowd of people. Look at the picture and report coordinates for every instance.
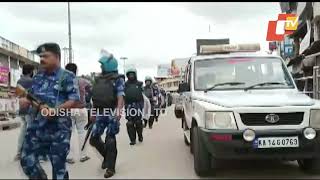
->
[14,42,170,179]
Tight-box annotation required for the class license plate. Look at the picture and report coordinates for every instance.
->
[253,136,299,148]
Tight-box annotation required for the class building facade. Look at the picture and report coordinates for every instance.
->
[0,36,39,116]
[280,2,320,98]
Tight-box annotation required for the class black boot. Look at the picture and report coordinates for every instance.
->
[143,119,147,128]
[63,171,69,180]
[126,121,136,145]
[148,117,154,129]
[90,136,107,170]
[135,120,143,142]
[104,169,115,178]
[104,136,117,172]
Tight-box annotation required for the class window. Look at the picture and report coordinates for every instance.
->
[194,57,294,91]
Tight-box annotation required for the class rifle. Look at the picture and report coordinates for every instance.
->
[15,84,54,121]
[15,84,48,109]
[81,122,94,151]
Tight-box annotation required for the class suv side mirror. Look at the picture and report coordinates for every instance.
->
[178,82,190,93]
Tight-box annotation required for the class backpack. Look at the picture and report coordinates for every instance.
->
[92,73,120,109]
[124,81,143,103]
[143,86,153,99]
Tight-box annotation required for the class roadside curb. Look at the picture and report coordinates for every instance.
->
[0,118,21,131]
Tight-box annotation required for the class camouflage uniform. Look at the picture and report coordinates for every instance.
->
[125,101,144,143]
[20,67,80,179]
[89,76,125,171]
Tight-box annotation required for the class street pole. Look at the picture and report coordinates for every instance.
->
[120,57,127,75]
[68,2,72,63]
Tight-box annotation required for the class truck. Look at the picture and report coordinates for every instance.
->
[178,43,320,177]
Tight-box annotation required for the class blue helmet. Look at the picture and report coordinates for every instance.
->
[99,55,118,73]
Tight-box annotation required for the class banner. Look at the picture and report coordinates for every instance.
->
[0,66,9,86]
[170,58,189,77]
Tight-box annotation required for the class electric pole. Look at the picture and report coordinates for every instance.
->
[68,2,72,63]
[120,57,128,75]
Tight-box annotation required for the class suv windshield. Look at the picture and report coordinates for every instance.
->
[194,57,295,91]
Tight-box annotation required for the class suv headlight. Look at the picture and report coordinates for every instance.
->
[205,111,237,129]
[310,109,320,129]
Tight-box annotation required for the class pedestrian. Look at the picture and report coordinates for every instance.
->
[160,88,167,114]
[89,50,125,178]
[143,76,156,129]
[65,63,91,164]
[19,43,80,179]
[124,67,144,145]
[152,82,161,122]
[14,64,34,161]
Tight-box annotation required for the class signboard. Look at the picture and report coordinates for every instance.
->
[0,66,9,87]
[171,58,190,77]
[157,64,171,77]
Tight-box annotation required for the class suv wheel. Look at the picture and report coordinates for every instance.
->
[298,158,320,174]
[192,126,211,176]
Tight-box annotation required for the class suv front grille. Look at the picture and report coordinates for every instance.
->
[240,112,304,126]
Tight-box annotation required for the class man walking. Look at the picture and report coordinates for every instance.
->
[124,67,144,145]
[19,43,80,179]
[65,63,91,164]
[143,76,156,129]
[152,82,161,122]
[89,50,125,178]
[14,64,34,161]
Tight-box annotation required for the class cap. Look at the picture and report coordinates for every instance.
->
[36,43,61,57]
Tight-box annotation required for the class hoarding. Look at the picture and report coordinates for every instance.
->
[171,58,189,77]
[157,64,171,77]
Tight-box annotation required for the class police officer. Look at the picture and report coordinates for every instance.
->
[124,67,144,145]
[152,82,161,122]
[143,76,156,129]
[19,43,80,179]
[160,88,167,114]
[89,51,125,178]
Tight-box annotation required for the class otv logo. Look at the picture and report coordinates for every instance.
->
[266,14,298,41]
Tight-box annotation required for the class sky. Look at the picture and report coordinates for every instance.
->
[0,2,281,81]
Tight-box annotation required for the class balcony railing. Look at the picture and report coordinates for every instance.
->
[0,36,35,62]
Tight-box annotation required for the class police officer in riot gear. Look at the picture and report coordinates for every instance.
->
[89,50,125,178]
[124,67,144,145]
[143,76,156,129]
[152,82,161,122]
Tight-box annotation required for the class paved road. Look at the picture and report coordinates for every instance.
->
[0,106,319,179]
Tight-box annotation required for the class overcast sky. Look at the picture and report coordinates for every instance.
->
[0,2,280,81]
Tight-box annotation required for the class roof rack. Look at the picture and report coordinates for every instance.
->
[199,43,261,55]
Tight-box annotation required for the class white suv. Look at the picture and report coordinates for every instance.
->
[178,44,320,176]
